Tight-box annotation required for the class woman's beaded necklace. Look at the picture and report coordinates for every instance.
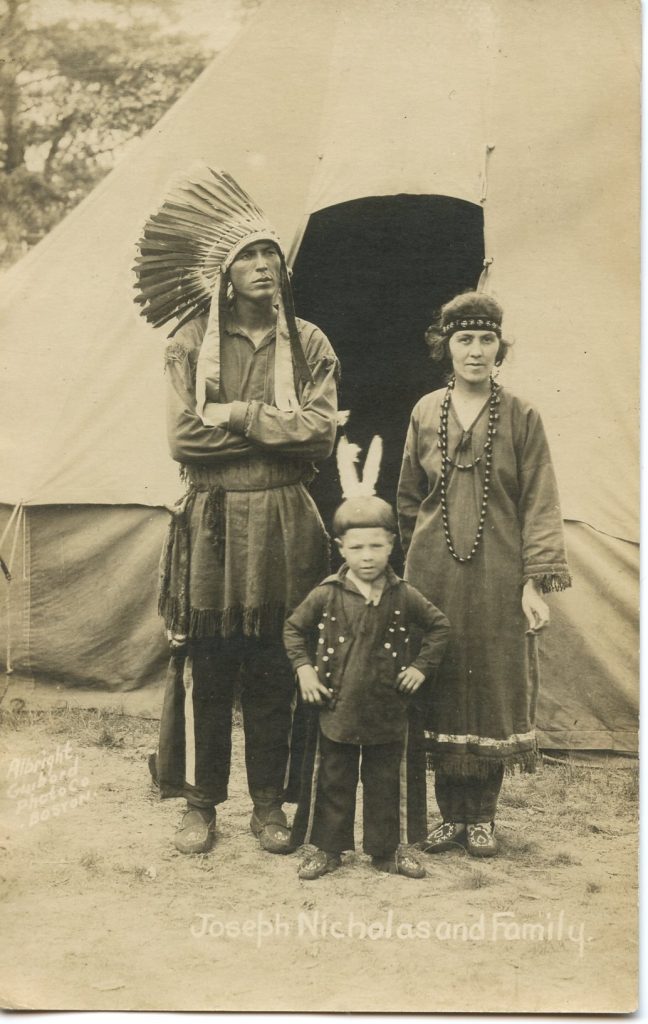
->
[438,375,500,563]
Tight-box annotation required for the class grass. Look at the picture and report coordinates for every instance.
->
[79,850,103,874]
[94,725,126,749]
[113,862,158,881]
[548,850,581,868]
[2,705,638,855]
[496,758,638,838]
[501,834,540,858]
[464,867,492,889]
[0,704,158,748]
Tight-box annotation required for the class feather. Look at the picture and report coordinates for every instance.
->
[336,435,384,498]
[361,435,383,496]
[336,436,362,499]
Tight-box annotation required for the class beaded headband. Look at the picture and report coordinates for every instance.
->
[442,317,502,337]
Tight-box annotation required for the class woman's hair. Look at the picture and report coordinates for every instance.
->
[333,496,397,538]
[425,290,513,375]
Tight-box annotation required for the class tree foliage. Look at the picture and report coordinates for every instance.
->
[0,0,249,267]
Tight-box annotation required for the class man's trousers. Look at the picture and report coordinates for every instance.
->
[156,637,296,810]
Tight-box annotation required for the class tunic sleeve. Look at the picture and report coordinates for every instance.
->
[165,334,254,465]
[517,406,572,593]
[227,328,340,460]
[397,406,428,557]
[405,586,451,677]
[283,587,327,670]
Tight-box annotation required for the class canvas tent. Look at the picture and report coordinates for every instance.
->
[0,0,638,751]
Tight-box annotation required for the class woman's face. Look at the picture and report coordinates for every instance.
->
[448,330,499,386]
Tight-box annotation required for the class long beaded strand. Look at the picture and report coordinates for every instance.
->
[438,376,500,563]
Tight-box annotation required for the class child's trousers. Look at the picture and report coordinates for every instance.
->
[299,730,407,859]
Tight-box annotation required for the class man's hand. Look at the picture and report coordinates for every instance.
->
[203,402,233,428]
[165,629,187,653]
[397,665,426,694]
[297,665,333,706]
[522,579,550,634]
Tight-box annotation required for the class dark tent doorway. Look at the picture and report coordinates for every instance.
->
[291,194,484,568]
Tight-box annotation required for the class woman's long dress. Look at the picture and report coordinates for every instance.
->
[397,386,571,776]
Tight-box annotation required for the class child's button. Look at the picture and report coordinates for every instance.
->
[318,623,324,630]
[384,643,391,649]
[318,638,324,645]
[327,647,334,654]
[338,636,345,643]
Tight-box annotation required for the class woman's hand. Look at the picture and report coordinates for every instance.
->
[297,665,334,706]
[522,579,550,633]
[397,666,426,693]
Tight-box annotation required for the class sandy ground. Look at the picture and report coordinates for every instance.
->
[0,705,638,1013]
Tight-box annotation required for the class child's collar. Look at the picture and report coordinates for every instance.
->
[337,563,400,606]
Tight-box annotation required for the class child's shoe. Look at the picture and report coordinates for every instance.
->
[298,848,341,880]
[372,844,426,879]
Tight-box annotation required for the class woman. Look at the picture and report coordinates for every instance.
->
[397,291,571,857]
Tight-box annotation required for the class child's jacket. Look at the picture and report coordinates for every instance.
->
[283,564,450,745]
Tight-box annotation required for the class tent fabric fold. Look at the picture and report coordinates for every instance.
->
[0,507,636,751]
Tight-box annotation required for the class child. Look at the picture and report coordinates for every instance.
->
[283,494,450,880]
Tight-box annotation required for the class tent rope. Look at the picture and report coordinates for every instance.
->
[21,509,31,676]
[478,142,496,291]
[2,503,25,675]
[0,502,22,578]
[480,142,495,202]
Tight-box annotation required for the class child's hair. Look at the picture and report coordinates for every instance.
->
[333,496,397,538]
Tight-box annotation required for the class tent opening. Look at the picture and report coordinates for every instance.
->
[291,194,485,566]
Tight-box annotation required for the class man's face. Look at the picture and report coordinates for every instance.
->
[228,241,282,302]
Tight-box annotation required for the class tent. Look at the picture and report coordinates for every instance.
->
[0,0,638,751]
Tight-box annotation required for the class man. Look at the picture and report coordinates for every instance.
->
[136,167,339,855]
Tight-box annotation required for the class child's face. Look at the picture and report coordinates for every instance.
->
[336,527,395,583]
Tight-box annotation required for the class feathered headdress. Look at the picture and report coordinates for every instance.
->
[132,163,312,417]
[333,435,395,534]
[336,435,383,499]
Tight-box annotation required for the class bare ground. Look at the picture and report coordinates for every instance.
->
[0,705,638,1013]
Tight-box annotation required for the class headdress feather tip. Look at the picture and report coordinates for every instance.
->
[336,435,384,499]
